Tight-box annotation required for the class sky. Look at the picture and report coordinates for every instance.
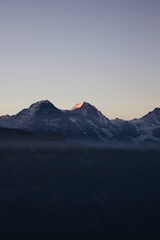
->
[0,0,160,120]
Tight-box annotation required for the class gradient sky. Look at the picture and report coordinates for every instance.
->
[0,0,160,119]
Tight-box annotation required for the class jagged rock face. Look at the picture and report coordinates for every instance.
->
[152,128,160,138]
[129,108,160,144]
[26,100,59,115]
[113,122,140,140]
[71,102,110,124]
[15,100,61,131]
[141,108,160,125]
[0,101,82,138]
[0,100,160,147]
[66,102,113,141]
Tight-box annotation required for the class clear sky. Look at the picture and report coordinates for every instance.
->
[0,0,160,120]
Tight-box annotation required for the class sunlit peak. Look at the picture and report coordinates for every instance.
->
[72,102,84,110]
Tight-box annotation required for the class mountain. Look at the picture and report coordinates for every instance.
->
[0,100,160,148]
[65,102,114,142]
[140,108,160,125]
[130,108,160,144]
[0,100,82,139]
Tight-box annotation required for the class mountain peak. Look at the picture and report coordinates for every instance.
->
[140,107,160,124]
[71,102,84,110]
[28,100,58,115]
[142,107,160,118]
[29,100,56,109]
[153,107,160,113]
[29,100,52,107]
[71,101,96,111]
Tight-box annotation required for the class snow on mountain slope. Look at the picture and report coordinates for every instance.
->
[0,100,83,139]
[0,100,59,130]
[65,102,114,141]
[70,102,110,125]
[0,100,160,147]
[130,108,160,143]
[140,108,160,125]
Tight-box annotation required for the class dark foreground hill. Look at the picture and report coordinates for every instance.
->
[0,149,160,240]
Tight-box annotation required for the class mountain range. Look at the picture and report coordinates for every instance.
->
[0,100,160,148]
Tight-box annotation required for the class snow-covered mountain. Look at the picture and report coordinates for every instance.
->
[0,100,160,148]
[0,100,82,139]
[130,108,160,144]
[65,102,114,142]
